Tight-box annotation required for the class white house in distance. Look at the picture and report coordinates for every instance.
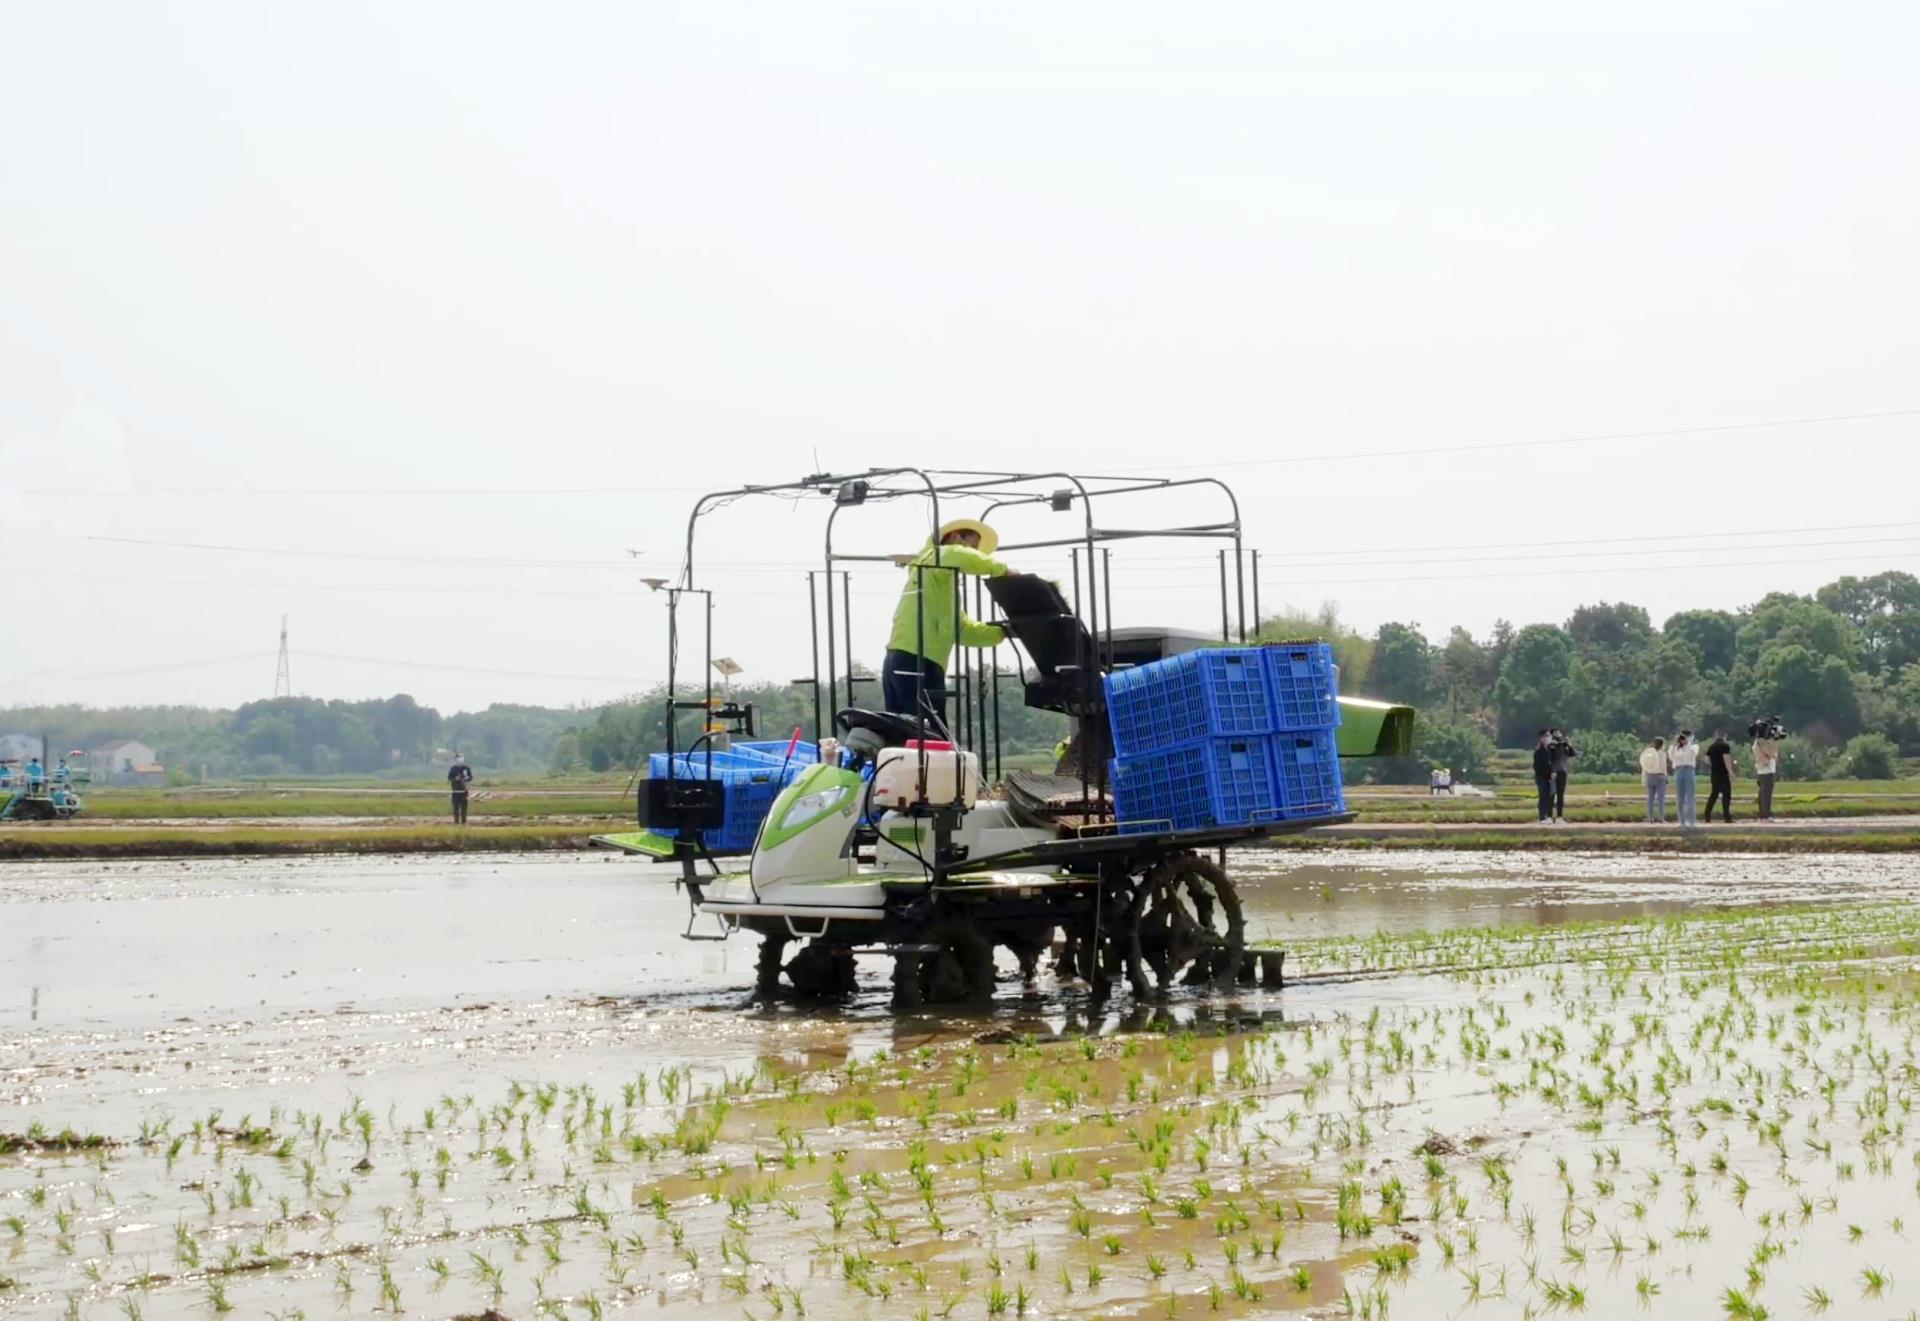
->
[91,739,162,784]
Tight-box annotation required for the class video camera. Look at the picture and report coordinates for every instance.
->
[1747,716,1787,741]
[1546,728,1577,756]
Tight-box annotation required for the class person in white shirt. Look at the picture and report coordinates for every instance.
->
[1639,737,1671,823]
[1668,731,1700,827]
[1752,730,1782,820]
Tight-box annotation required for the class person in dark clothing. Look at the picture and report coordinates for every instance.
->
[1532,730,1554,824]
[1549,730,1578,822]
[1704,730,1735,823]
[448,754,474,824]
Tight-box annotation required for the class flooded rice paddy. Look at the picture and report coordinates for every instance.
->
[9,850,1920,1318]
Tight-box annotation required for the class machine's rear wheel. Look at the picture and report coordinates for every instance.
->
[891,917,994,1010]
[1124,854,1245,1000]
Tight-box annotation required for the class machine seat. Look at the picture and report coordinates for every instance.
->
[833,708,927,750]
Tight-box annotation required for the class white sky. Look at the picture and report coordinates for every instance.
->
[3,1,1917,714]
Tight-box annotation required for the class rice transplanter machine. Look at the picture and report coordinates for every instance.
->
[596,468,1411,1006]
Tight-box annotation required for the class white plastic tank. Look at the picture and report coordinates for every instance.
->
[870,740,981,811]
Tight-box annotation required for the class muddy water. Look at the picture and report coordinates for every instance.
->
[7,850,1920,1319]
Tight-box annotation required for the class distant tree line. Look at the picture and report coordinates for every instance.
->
[1309,568,1920,783]
[551,674,1069,774]
[13,570,1917,784]
[1,673,1069,781]
[0,697,585,779]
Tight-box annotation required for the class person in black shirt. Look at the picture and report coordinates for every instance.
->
[1548,730,1578,822]
[1704,729,1735,823]
[448,754,474,824]
[1532,730,1554,824]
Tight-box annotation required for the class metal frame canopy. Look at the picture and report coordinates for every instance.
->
[665,467,1253,777]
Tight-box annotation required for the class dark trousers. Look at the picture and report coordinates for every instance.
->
[1757,773,1776,819]
[1706,778,1732,822]
[1553,771,1569,820]
[1535,773,1553,821]
[881,649,950,736]
[451,791,469,824]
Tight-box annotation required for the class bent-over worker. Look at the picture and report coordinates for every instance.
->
[883,518,1013,734]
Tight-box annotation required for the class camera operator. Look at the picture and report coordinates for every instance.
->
[1532,729,1555,824]
[1704,727,1736,824]
[1749,717,1784,821]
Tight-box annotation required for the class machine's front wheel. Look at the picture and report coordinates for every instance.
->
[783,940,857,1001]
[1124,854,1245,1000]
[891,917,995,1010]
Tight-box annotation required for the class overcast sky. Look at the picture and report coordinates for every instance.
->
[4,1,1917,715]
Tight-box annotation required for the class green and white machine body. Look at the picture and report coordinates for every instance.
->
[692,760,1061,925]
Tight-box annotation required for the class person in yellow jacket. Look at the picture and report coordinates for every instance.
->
[883,518,1016,731]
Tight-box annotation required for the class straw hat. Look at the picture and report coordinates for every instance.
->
[935,518,999,554]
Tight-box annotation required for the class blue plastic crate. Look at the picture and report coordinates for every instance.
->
[730,740,821,767]
[646,751,796,852]
[1262,643,1341,731]
[1110,734,1283,832]
[1105,648,1275,757]
[1263,729,1346,820]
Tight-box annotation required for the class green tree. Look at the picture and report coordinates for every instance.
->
[1492,625,1575,745]
[1567,601,1654,653]
[1734,595,1856,671]
[1436,626,1495,716]
[1363,622,1439,706]
[1565,729,1640,775]
[1741,644,1859,739]
[1817,572,1920,675]
[1838,732,1899,779]
[1661,609,1738,674]
[1776,735,1831,781]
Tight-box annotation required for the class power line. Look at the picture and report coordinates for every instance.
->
[1250,518,1920,560]
[9,407,1916,496]
[645,528,1920,577]
[1261,550,1920,588]
[0,651,277,687]
[301,651,641,685]
[28,569,647,598]
[84,535,640,569]
[1082,534,1920,576]
[1111,407,1920,473]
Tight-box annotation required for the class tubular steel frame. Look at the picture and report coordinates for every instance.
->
[663,468,1255,839]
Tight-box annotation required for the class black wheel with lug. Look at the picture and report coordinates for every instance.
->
[1124,854,1245,1000]
[784,940,851,1001]
[891,916,994,1009]
[754,933,789,997]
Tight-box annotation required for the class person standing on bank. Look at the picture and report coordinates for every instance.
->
[883,518,1016,735]
[1704,727,1736,823]
[1639,736,1671,824]
[1549,729,1577,823]
[1532,730,1555,824]
[1752,726,1781,820]
[448,753,474,825]
[1670,731,1700,827]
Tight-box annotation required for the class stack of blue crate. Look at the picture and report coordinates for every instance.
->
[1105,643,1342,832]
[646,741,819,852]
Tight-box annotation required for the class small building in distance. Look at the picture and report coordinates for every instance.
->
[91,739,162,784]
